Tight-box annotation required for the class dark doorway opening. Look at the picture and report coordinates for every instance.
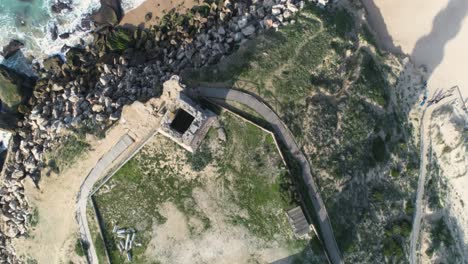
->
[170,108,194,134]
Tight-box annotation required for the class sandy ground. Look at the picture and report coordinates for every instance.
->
[12,100,161,263]
[144,186,294,264]
[120,0,198,27]
[124,119,296,263]
[430,104,468,259]
[362,0,468,98]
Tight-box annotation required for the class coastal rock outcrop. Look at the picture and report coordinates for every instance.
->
[51,0,73,13]
[92,0,124,26]
[1,40,24,60]
[0,65,35,112]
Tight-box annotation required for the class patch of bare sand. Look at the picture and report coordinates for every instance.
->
[144,185,293,264]
[13,100,161,263]
[362,0,468,98]
[120,0,198,27]
[429,104,468,259]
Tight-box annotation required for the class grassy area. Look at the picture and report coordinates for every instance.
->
[86,204,108,264]
[74,238,86,257]
[91,112,317,263]
[44,134,89,172]
[93,146,205,263]
[218,114,296,240]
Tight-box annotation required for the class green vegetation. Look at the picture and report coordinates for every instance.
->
[28,207,39,228]
[107,28,133,52]
[91,112,314,263]
[186,142,213,171]
[86,205,108,263]
[382,236,404,259]
[94,234,107,263]
[381,219,411,260]
[360,25,379,50]
[354,51,389,107]
[372,136,386,162]
[185,4,418,262]
[426,160,446,210]
[25,258,38,264]
[390,168,400,178]
[0,72,22,109]
[425,219,456,257]
[218,115,297,240]
[74,239,85,257]
[94,144,205,263]
[405,199,414,215]
[0,64,34,113]
[45,134,89,172]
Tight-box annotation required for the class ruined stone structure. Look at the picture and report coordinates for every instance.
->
[157,76,216,152]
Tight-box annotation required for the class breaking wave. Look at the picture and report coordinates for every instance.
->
[0,0,146,62]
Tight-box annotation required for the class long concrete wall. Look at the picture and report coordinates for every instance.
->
[194,86,343,264]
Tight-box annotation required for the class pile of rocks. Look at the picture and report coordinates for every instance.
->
[0,0,305,261]
[139,0,304,72]
[0,180,29,263]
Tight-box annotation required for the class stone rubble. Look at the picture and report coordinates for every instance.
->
[0,0,307,261]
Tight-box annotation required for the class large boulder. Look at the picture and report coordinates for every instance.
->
[92,5,118,25]
[91,0,123,26]
[1,40,24,60]
[51,0,73,13]
[0,65,35,112]
[43,54,64,75]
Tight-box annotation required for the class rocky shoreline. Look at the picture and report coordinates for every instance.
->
[0,0,309,262]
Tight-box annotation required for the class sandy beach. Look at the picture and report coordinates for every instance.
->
[120,0,198,27]
[362,0,468,98]
[362,0,468,261]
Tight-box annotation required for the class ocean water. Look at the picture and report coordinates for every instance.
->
[0,0,145,61]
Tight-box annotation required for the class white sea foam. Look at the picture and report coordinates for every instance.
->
[0,130,11,151]
[0,0,147,63]
[0,0,101,60]
[121,0,147,12]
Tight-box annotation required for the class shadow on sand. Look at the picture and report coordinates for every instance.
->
[364,0,468,261]
[411,0,468,77]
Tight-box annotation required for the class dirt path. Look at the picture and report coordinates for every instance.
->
[409,98,454,264]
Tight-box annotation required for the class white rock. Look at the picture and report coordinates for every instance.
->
[4,221,19,238]
[52,83,64,91]
[242,25,256,36]
[99,76,108,86]
[217,127,227,142]
[92,104,105,113]
[95,113,106,122]
[11,170,24,180]
[103,64,112,74]
[272,7,282,16]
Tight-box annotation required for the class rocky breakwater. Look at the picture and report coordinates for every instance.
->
[0,0,305,261]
